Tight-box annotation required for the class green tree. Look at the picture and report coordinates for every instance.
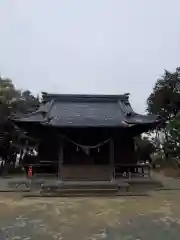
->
[147,68,180,121]
[147,67,180,162]
[135,136,156,163]
[11,90,39,115]
[0,75,39,174]
[165,113,180,165]
[0,77,21,122]
[0,76,39,119]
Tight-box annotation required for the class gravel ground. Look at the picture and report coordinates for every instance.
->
[0,190,180,240]
[0,173,180,240]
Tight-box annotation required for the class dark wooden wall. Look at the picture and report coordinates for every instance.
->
[38,134,59,161]
[37,128,137,166]
[63,140,110,165]
[113,134,137,165]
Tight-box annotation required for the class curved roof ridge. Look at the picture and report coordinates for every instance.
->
[42,92,130,103]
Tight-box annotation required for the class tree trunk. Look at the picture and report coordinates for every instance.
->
[163,128,170,161]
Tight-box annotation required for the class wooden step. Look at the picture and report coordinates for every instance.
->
[61,165,113,181]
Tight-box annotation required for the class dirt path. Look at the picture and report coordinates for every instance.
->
[152,171,180,189]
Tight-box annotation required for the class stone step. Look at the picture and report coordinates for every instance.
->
[122,179,163,189]
[8,180,44,188]
[41,188,118,195]
[123,179,161,184]
[41,181,119,191]
[42,185,118,190]
[41,182,130,195]
[24,191,149,198]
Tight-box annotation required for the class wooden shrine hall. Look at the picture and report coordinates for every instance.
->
[13,93,160,182]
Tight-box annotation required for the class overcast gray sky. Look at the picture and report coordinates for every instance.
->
[0,0,180,113]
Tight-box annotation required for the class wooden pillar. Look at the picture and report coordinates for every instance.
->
[58,137,64,182]
[110,139,114,180]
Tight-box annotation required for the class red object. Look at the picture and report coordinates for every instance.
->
[28,166,32,178]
